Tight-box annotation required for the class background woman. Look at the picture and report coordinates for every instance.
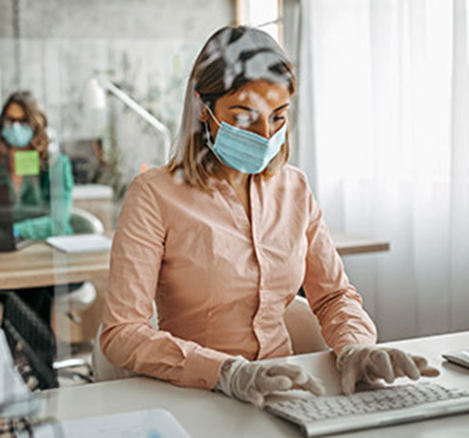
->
[100,26,438,406]
[0,90,74,240]
[0,90,74,324]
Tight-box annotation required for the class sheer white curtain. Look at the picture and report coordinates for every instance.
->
[296,0,469,341]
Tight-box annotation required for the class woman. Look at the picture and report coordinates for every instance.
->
[0,91,74,240]
[100,26,438,406]
[0,91,74,324]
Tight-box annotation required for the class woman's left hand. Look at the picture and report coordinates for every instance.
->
[336,345,440,395]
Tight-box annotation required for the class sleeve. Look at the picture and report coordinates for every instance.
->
[100,176,231,390]
[302,186,377,355]
[14,155,74,240]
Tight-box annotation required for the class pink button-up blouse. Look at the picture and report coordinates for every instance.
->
[100,164,377,390]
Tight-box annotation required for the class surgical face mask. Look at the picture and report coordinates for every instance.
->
[1,122,34,148]
[204,105,287,175]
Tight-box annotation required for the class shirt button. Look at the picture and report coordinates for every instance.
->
[199,378,207,386]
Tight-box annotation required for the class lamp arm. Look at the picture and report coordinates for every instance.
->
[100,78,171,162]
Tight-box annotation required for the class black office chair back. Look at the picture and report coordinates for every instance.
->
[0,292,58,390]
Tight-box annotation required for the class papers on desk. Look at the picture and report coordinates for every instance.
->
[28,409,190,438]
[46,234,112,253]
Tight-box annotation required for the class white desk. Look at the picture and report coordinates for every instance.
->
[42,331,469,437]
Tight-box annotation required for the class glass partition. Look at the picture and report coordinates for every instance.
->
[2,0,291,387]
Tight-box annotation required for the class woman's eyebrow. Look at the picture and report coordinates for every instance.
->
[228,102,290,113]
[272,102,290,113]
[228,105,257,112]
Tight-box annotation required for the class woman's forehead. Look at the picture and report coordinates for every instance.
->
[5,103,26,118]
[220,80,290,112]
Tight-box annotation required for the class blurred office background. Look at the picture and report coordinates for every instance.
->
[0,0,235,200]
[0,0,468,351]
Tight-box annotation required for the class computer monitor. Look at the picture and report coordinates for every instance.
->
[0,183,34,252]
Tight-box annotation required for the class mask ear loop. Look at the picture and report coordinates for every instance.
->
[202,115,225,166]
[202,102,220,148]
[203,121,215,147]
[201,102,231,167]
[204,103,222,127]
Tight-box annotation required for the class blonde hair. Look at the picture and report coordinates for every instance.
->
[168,26,297,192]
[0,91,49,166]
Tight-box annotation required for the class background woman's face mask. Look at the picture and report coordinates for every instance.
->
[2,122,34,148]
[204,105,287,174]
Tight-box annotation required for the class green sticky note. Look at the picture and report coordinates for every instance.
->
[14,151,40,176]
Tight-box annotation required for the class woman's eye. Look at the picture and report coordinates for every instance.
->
[234,114,252,127]
[3,117,28,125]
[271,115,286,123]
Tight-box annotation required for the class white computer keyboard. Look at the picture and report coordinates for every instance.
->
[265,383,469,437]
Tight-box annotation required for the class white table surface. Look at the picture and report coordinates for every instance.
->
[43,331,469,437]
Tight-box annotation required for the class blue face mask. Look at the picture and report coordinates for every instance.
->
[204,106,287,175]
[2,122,34,148]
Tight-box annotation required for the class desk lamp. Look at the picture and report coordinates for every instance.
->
[83,77,171,166]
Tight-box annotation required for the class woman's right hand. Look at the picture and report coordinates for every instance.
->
[215,357,325,407]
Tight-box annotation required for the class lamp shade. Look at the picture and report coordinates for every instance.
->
[83,78,106,110]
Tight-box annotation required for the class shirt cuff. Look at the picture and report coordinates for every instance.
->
[179,346,232,390]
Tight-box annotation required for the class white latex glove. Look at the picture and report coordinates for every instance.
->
[216,356,325,407]
[336,345,440,395]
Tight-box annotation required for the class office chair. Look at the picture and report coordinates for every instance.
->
[91,296,329,382]
[0,292,58,390]
[55,207,103,323]
[283,295,329,354]
[70,207,105,235]
[53,208,104,383]
[91,303,159,382]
